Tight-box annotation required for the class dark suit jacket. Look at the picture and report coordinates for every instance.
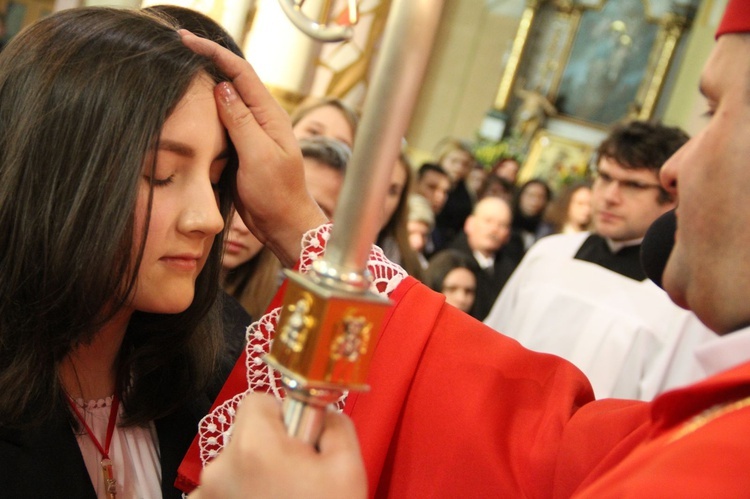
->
[0,293,250,498]
[448,232,519,321]
[0,396,212,498]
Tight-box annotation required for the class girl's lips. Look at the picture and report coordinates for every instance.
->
[161,257,199,271]
[224,241,245,254]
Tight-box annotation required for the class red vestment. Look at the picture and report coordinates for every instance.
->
[348,277,750,497]
[178,240,750,497]
[559,360,750,497]
[344,276,596,497]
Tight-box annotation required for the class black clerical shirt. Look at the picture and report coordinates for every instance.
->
[574,234,646,281]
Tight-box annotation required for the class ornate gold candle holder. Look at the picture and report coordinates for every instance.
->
[264,260,391,444]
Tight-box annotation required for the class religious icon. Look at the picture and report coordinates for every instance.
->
[278,294,315,353]
[556,0,658,125]
[330,313,371,362]
[512,84,558,147]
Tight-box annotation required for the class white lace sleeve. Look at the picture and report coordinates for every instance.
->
[196,223,408,467]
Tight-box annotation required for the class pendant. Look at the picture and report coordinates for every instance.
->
[100,458,117,499]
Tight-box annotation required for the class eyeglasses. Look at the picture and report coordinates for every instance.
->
[593,170,663,197]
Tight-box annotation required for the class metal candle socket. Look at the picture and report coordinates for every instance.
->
[263,265,391,444]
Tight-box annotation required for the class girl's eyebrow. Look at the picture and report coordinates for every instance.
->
[159,138,230,160]
[158,139,195,158]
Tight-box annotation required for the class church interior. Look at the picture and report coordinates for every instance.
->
[0,0,717,190]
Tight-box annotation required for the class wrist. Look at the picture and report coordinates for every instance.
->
[264,205,328,267]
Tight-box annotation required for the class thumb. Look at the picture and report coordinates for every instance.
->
[317,411,368,498]
[317,411,361,455]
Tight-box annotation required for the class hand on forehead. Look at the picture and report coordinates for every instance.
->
[179,30,327,267]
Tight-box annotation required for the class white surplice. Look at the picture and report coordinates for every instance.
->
[484,232,715,400]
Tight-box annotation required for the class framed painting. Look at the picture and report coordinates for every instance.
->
[555,0,660,125]
[518,131,593,192]
[496,0,697,131]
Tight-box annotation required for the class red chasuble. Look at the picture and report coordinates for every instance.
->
[178,227,750,496]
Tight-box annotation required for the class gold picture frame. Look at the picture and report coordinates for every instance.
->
[518,131,593,191]
[495,0,694,128]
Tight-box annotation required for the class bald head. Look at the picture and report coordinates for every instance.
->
[464,197,512,257]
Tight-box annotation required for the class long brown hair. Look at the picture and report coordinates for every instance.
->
[0,8,235,428]
[223,247,282,320]
[378,153,424,279]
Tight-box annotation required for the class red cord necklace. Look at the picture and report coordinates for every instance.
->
[68,393,120,499]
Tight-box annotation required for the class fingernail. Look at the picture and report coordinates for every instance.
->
[218,82,237,106]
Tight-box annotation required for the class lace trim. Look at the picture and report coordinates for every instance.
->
[197,223,407,467]
[71,395,115,410]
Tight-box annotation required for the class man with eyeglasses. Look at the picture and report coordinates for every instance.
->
[484,120,714,401]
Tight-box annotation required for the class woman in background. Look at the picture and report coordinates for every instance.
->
[510,178,554,252]
[291,97,359,147]
[424,250,479,314]
[377,152,424,279]
[545,181,592,235]
[221,211,274,319]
